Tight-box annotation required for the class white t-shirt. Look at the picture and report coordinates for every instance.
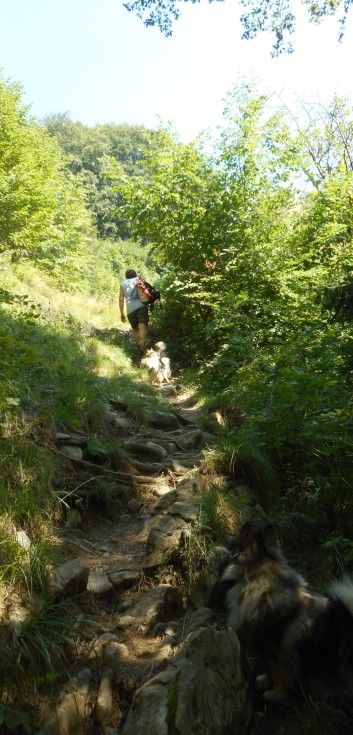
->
[121,277,144,315]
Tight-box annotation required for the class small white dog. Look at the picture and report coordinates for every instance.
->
[140,342,171,384]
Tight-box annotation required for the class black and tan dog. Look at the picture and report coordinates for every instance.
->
[222,523,353,700]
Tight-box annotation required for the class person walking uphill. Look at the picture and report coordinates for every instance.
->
[119,269,150,352]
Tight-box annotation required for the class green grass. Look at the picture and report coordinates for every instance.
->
[0,254,169,718]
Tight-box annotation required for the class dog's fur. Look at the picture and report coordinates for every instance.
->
[222,523,353,700]
[140,341,171,384]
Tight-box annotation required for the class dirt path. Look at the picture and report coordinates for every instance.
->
[54,384,207,733]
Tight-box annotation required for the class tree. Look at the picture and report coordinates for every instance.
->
[0,76,92,286]
[123,0,353,54]
[43,115,152,239]
[112,83,299,358]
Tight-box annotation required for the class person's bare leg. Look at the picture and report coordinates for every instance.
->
[138,323,147,340]
[132,326,140,345]
[138,323,148,352]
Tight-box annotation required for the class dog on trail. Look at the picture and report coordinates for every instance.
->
[221,522,353,701]
[140,341,171,385]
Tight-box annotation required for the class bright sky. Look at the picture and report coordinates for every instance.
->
[0,0,353,141]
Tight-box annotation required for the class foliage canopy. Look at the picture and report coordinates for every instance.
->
[123,0,353,54]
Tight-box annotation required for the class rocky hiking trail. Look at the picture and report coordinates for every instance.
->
[27,359,353,735]
[37,380,253,735]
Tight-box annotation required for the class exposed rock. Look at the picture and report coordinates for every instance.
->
[88,633,120,662]
[179,429,204,450]
[120,514,132,523]
[117,585,183,631]
[124,440,168,461]
[38,668,91,735]
[118,599,134,612]
[122,627,250,735]
[183,606,215,637]
[153,621,179,640]
[49,558,90,597]
[168,501,198,522]
[162,635,178,649]
[96,671,118,728]
[152,483,174,497]
[87,570,113,595]
[7,601,30,637]
[146,410,180,430]
[101,641,127,671]
[109,568,141,590]
[60,445,83,461]
[143,515,191,572]
[116,615,135,630]
[57,433,87,446]
[127,498,142,514]
[151,490,178,515]
[169,460,193,474]
[96,642,123,727]
[164,623,179,638]
[177,473,207,492]
[16,529,31,551]
[110,416,134,433]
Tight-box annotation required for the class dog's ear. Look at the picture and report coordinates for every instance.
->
[262,524,280,555]
[238,522,254,547]
[225,534,238,550]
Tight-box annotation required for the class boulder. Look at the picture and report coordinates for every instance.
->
[146,411,180,430]
[87,570,113,595]
[122,627,250,735]
[109,568,141,590]
[60,445,83,461]
[38,668,91,735]
[143,515,191,572]
[49,558,90,597]
[124,440,168,461]
[179,429,204,450]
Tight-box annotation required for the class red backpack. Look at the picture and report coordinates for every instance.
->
[135,277,160,307]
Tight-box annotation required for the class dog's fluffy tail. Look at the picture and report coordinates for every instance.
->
[329,575,353,615]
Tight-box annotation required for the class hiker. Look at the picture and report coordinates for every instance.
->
[119,269,149,351]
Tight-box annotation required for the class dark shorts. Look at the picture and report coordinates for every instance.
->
[128,305,149,329]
